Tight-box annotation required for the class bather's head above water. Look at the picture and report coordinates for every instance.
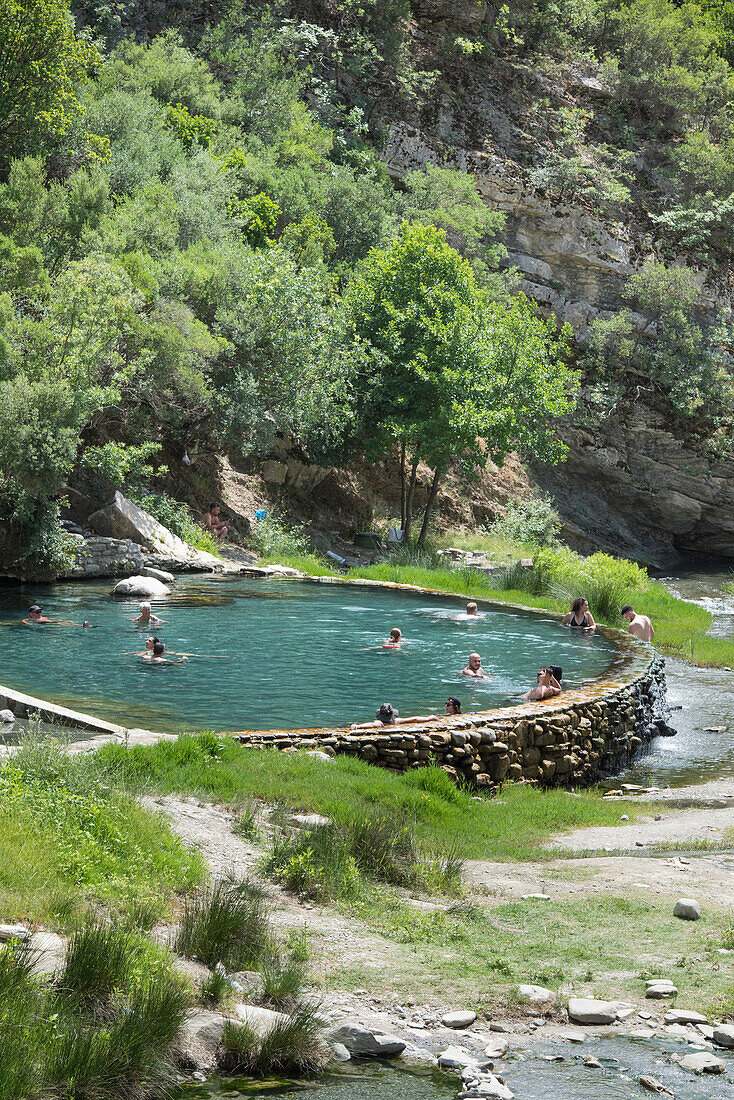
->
[376,703,398,725]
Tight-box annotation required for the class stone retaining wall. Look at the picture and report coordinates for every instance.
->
[62,533,219,579]
[233,597,666,790]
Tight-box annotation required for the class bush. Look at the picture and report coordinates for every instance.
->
[56,922,140,1014]
[175,878,272,969]
[132,490,220,555]
[490,496,561,547]
[249,514,309,557]
[220,1005,327,1077]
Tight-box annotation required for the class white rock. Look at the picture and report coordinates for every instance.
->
[0,709,15,723]
[234,1004,289,1036]
[331,1042,351,1062]
[665,1009,708,1025]
[177,1009,227,1071]
[112,575,170,597]
[673,898,701,921]
[645,979,675,987]
[438,1045,487,1070]
[399,1043,438,1067]
[331,1023,405,1057]
[713,1024,734,1048]
[442,1010,477,1029]
[289,813,330,829]
[517,985,555,1004]
[560,1030,586,1043]
[305,750,333,762]
[483,1038,509,1058]
[567,998,618,1025]
[521,893,551,901]
[680,1051,726,1073]
[0,924,30,941]
[458,1073,514,1099]
[646,984,678,999]
[141,566,176,583]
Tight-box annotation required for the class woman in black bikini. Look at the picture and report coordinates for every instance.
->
[561,596,596,632]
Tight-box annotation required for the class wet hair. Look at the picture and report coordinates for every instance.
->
[148,636,160,646]
[549,665,563,681]
[152,641,165,657]
[389,628,401,640]
[446,696,462,714]
[467,602,478,612]
[139,602,151,611]
[28,604,41,613]
[571,597,587,615]
[376,703,397,724]
[621,605,634,616]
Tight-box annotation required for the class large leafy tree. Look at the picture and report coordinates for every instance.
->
[0,0,101,164]
[347,223,576,543]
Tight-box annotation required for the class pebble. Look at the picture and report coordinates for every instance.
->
[620,814,629,821]
[654,813,662,821]
[560,1030,586,1043]
[584,1058,603,1068]
[673,897,701,921]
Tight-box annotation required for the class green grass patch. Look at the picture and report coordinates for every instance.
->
[93,736,628,863]
[0,740,204,925]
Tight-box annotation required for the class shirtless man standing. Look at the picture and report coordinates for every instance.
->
[202,503,228,545]
[621,605,655,642]
[461,652,489,678]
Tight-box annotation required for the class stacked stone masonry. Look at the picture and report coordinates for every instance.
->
[62,533,218,579]
[235,653,665,790]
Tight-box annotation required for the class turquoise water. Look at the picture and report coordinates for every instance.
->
[0,577,618,732]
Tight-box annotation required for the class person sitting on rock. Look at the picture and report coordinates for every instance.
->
[202,502,228,544]
[349,702,438,730]
[445,696,462,716]
[382,628,405,648]
[523,667,562,702]
[561,596,596,632]
[461,652,489,678]
[621,605,655,643]
[132,602,167,625]
[143,641,187,665]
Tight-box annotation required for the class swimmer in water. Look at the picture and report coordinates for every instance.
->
[126,636,159,657]
[382,628,405,648]
[523,667,562,702]
[23,604,87,627]
[461,652,489,678]
[466,602,478,616]
[142,641,187,665]
[449,600,484,622]
[130,602,168,625]
[350,703,438,730]
[445,696,462,716]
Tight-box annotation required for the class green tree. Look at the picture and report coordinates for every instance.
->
[347,223,576,543]
[0,0,101,163]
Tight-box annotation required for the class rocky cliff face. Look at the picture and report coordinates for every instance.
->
[382,60,731,565]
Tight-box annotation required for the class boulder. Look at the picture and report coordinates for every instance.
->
[89,491,193,558]
[112,575,170,598]
[176,1009,228,1071]
[646,983,678,999]
[331,1042,351,1062]
[330,1023,405,1057]
[567,998,618,1025]
[438,1045,489,1071]
[713,1024,734,1048]
[0,709,15,723]
[141,566,175,584]
[517,984,555,1005]
[680,1051,726,1073]
[399,1043,438,1067]
[305,751,333,762]
[0,924,30,942]
[234,1004,289,1036]
[483,1038,509,1058]
[664,1009,708,1025]
[460,1066,514,1099]
[442,1010,477,1029]
[673,898,701,920]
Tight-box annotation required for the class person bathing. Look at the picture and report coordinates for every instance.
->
[461,652,489,678]
[445,696,462,716]
[132,602,167,625]
[382,628,405,648]
[621,605,655,643]
[523,667,562,702]
[561,597,595,632]
[350,703,438,731]
[202,503,228,545]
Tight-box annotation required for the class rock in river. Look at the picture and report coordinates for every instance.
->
[713,1024,734,1048]
[112,575,170,597]
[330,1023,405,1057]
[442,1010,477,1029]
[567,998,618,1025]
[680,1051,726,1074]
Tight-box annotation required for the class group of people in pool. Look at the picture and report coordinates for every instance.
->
[350,595,655,731]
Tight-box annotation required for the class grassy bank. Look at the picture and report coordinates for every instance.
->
[93,735,628,864]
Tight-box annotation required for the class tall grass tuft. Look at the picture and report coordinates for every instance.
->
[259,952,307,1009]
[175,878,271,970]
[220,1005,328,1076]
[57,922,140,1014]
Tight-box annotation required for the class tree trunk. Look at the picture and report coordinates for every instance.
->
[403,457,419,543]
[400,439,407,530]
[417,467,442,547]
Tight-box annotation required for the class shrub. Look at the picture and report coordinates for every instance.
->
[175,878,271,970]
[132,491,220,555]
[490,496,561,547]
[56,922,140,1014]
[220,1004,327,1076]
[249,514,309,558]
